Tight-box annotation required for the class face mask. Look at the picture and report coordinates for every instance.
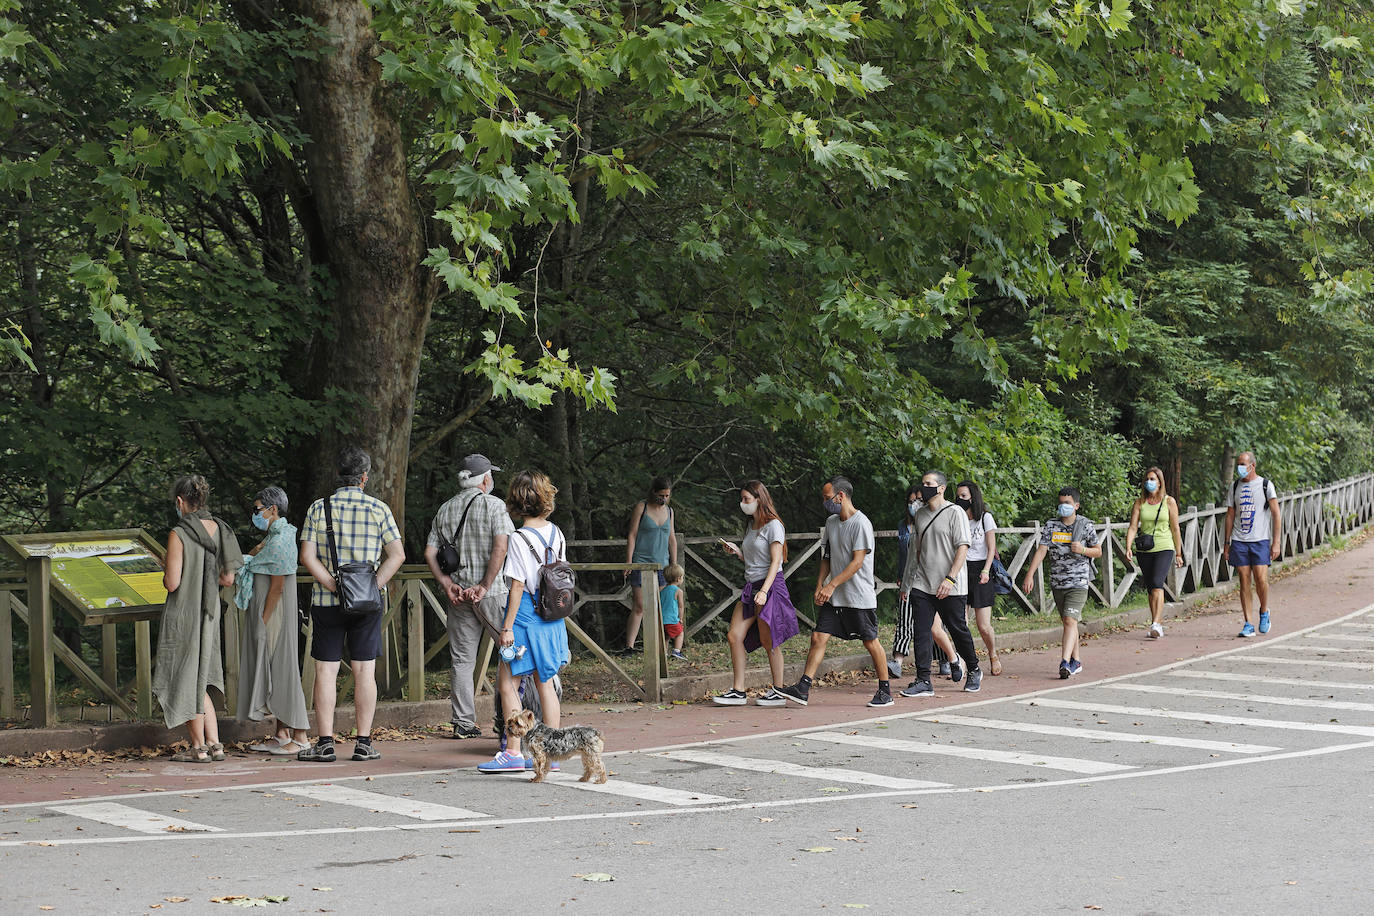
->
[907,502,918,517]
[954,497,972,511]
[651,494,668,506]
[822,497,842,515]
[1145,479,1158,494]
[1236,464,1248,479]
[740,500,758,516]
[1057,502,1075,518]
[252,511,270,531]
[920,484,940,502]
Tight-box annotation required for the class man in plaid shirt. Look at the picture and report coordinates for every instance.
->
[423,454,513,739]
[297,446,405,763]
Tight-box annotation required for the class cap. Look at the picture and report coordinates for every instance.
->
[461,454,500,476]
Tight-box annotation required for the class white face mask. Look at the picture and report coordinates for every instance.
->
[740,500,758,516]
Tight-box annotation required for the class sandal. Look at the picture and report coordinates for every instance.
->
[170,746,211,763]
[990,653,1003,676]
[207,742,226,761]
[267,740,308,756]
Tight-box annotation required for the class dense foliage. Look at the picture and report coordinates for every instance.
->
[2,0,1372,553]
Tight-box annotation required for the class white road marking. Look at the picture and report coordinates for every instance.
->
[1025,698,1374,737]
[802,731,1133,774]
[1112,683,1374,713]
[1261,644,1369,653]
[917,713,1279,754]
[1222,655,1374,670]
[9,740,1374,848]
[660,749,949,789]
[1168,670,1374,691]
[498,771,736,805]
[280,784,489,821]
[1304,633,1374,643]
[46,802,223,834]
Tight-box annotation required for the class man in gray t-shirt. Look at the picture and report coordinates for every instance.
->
[778,477,892,709]
[897,470,984,696]
[1224,450,1282,637]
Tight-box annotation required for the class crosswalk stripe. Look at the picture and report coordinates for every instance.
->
[660,749,949,789]
[1337,623,1374,630]
[280,784,489,821]
[1112,683,1374,713]
[1262,644,1369,653]
[802,731,1133,774]
[917,713,1279,754]
[1024,698,1374,737]
[1302,633,1374,643]
[1168,670,1374,691]
[499,771,736,806]
[47,802,223,834]
[1224,655,1374,670]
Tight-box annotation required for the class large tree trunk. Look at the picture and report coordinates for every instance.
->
[285,0,435,530]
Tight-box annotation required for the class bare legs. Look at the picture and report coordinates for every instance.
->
[971,605,999,673]
[726,602,783,689]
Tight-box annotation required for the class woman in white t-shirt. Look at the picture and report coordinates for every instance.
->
[476,470,571,774]
[956,480,1001,675]
[714,480,800,706]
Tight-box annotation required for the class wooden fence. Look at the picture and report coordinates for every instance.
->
[3,473,1372,722]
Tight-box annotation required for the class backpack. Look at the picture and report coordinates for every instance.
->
[514,525,577,621]
[1071,515,1100,581]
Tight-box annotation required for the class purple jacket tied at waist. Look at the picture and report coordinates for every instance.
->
[740,576,800,652]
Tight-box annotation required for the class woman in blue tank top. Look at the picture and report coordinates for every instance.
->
[620,476,678,656]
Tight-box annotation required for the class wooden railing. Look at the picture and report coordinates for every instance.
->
[4,473,1372,723]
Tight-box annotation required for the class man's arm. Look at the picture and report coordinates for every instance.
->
[376,539,406,589]
[818,549,867,606]
[1269,495,1282,560]
[1223,506,1235,559]
[1021,544,1049,594]
[936,544,969,599]
[423,545,460,603]
[299,539,334,593]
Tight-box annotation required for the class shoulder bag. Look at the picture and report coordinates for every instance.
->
[1136,499,1164,552]
[515,525,577,622]
[323,496,383,620]
[436,494,478,576]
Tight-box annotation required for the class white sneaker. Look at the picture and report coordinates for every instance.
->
[1148,623,1164,639]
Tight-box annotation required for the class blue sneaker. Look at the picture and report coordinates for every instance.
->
[1067,659,1082,677]
[523,757,559,772]
[1238,622,1256,638]
[477,750,526,773]
[1259,611,1271,634]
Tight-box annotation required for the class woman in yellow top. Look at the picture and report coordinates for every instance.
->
[1125,466,1185,639]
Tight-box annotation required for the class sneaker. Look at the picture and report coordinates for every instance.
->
[712,689,748,706]
[451,723,483,739]
[900,679,934,698]
[1067,659,1082,677]
[776,683,809,706]
[670,649,688,660]
[756,687,789,707]
[1147,622,1164,639]
[886,658,903,679]
[296,741,336,763]
[963,668,983,693]
[867,688,894,707]
[477,751,527,773]
[523,758,560,771]
[1058,661,1071,680]
[1259,611,1271,634]
[1238,622,1256,638]
[937,661,951,678]
[351,742,381,761]
[949,659,963,683]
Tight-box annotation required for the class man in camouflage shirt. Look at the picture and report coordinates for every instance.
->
[1021,486,1101,679]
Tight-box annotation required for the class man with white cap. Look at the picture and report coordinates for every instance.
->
[424,454,513,738]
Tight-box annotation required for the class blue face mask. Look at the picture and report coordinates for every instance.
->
[1145,479,1158,493]
[1057,502,1075,518]
[252,511,271,531]
[1237,464,1248,479]
[908,502,918,517]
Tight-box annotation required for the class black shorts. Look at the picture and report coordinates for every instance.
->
[1137,549,1175,590]
[815,604,880,642]
[966,560,995,609]
[310,603,384,663]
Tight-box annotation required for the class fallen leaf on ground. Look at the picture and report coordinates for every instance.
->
[819,787,848,793]
[757,817,774,822]
[802,846,834,853]
[842,906,869,909]
[901,804,919,809]
[578,873,614,882]
[632,841,652,846]
[312,887,332,892]
[164,896,189,902]
[1084,906,1103,911]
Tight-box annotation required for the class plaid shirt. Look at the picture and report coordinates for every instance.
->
[426,489,514,592]
[301,486,401,607]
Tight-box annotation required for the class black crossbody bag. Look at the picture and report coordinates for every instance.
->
[1136,499,1164,552]
[436,495,478,576]
[323,496,384,620]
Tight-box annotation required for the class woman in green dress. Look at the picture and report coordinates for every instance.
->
[155,475,241,763]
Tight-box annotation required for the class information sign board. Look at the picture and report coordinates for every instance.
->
[1,529,168,624]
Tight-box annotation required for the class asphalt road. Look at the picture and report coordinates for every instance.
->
[5,602,1374,914]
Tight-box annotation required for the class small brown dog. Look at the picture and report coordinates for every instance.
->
[505,709,608,784]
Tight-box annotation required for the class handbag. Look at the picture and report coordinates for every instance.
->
[436,494,478,576]
[1136,500,1164,553]
[323,496,383,620]
[990,553,1014,595]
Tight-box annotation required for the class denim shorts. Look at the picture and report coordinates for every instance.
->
[629,568,667,589]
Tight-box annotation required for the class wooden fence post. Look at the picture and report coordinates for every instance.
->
[26,557,56,727]
[0,591,13,719]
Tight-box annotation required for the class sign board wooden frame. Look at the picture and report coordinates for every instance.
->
[0,529,168,625]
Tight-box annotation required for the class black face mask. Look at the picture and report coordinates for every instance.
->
[954,497,972,510]
[920,484,940,502]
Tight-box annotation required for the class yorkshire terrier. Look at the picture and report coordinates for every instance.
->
[505,709,608,784]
